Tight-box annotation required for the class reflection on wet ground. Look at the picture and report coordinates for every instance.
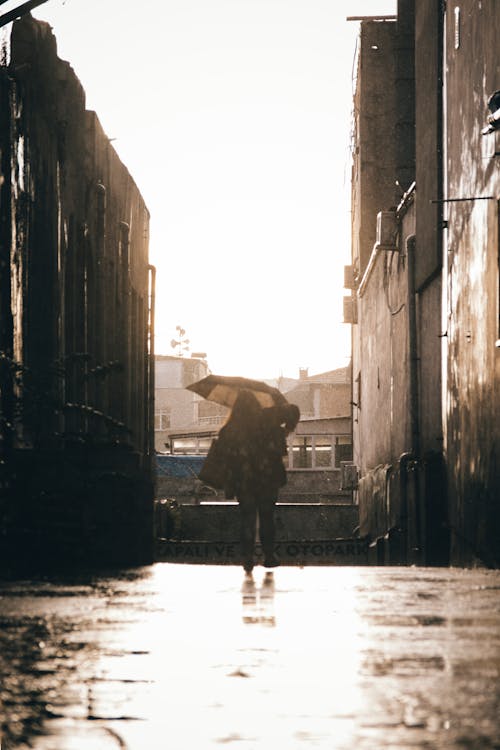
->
[241,571,276,626]
[0,565,499,749]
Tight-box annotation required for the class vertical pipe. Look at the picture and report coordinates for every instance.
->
[406,233,422,562]
[95,181,106,424]
[119,221,130,432]
[0,72,14,461]
[147,264,156,466]
[406,234,419,457]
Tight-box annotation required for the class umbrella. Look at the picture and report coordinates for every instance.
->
[186,374,288,409]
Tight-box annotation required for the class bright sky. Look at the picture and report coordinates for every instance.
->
[32,0,396,380]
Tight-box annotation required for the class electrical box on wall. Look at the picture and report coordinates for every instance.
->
[376,210,398,250]
[340,462,359,491]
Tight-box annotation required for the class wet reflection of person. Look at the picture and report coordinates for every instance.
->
[219,390,300,574]
[241,571,276,626]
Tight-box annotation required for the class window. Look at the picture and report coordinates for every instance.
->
[171,436,212,455]
[292,436,313,469]
[154,408,171,431]
[171,437,197,454]
[287,434,353,469]
[315,438,334,467]
[335,437,353,467]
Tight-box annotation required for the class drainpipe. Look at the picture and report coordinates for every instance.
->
[405,233,421,562]
[147,264,156,467]
[406,234,419,458]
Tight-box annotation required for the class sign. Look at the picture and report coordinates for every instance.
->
[156,539,368,565]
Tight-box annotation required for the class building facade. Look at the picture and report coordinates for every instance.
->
[154,354,226,453]
[0,16,155,569]
[348,0,499,567]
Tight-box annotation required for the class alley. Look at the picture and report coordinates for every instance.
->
[1,563,499,750]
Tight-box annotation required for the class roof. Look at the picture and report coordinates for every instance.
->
[284,367,351,397]
[304,366,350,385]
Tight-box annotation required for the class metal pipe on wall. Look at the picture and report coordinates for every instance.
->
[406,234,419,458]
[405,233,422,562]
[146,264,156,465]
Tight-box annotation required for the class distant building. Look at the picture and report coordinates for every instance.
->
[154,354,227,452]
[283,366,352,471]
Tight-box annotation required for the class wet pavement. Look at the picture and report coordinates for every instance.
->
[0,564,499,749]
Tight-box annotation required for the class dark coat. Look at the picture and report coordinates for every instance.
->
[199,391,300,500]
[218,404,288,499]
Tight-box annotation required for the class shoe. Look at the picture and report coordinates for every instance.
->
[243,560,254,573]
[263,555,279,569]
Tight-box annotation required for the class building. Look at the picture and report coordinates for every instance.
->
[0,15,154,569]
[347,0,499,567]
[283,366,352,470]
[154,354,226,453]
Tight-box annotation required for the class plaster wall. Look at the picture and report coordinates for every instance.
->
[357,245,411,473]
[351,20,399,279]
[414,0,442,287]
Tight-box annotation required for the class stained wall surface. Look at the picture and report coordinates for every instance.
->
[443,0,500,566]
[0,16,154,569]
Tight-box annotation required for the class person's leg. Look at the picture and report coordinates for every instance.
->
[258,492,279,567]
[238,492,257,572]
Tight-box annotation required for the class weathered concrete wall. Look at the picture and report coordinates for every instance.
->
[351,20,399,279]
[0,16,154,569]
[281,469,347,501]
[443,0,500,566]
[156,502,360,543]
[350,19,400,503]
[353,197,418,552]
[352,0,499,567]
[414,0,444,464]
[350,4,450,564]
[155,469,350,504]
[414,0,442,287]
[357,233,412,472]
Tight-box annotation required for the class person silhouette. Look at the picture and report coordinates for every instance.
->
[217,390,300,573]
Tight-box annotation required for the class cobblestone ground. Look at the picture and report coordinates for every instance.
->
[0,564,499,749]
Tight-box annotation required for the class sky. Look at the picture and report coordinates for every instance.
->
[30,0,396,380]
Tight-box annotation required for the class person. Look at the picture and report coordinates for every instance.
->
[217,390,300,574]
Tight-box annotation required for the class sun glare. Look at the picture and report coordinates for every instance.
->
[32,0,396,379]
